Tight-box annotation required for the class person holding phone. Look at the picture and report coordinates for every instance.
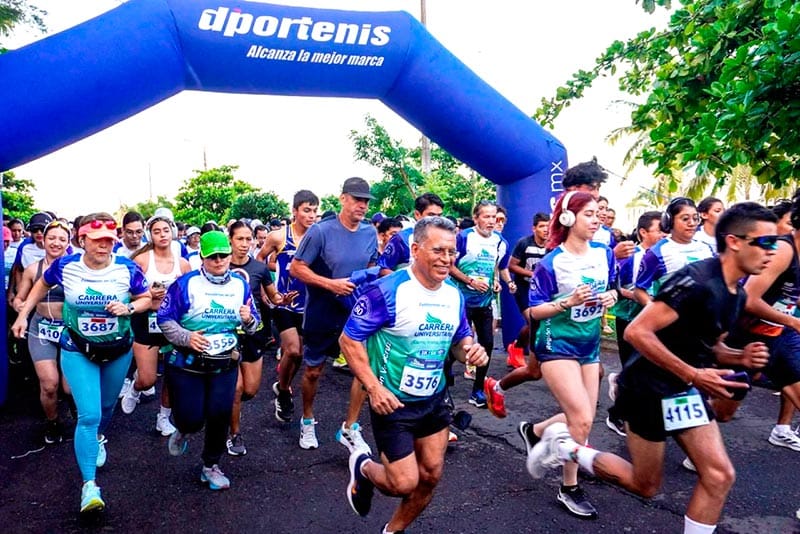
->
[525,202,777,534]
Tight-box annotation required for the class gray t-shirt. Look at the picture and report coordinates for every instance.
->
[294,216,378,331]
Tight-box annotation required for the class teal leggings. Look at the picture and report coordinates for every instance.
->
[61,348,132,482]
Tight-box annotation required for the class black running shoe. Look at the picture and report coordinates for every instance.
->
[44,419,63,445]
[517,421,540,455]
[273,382,294,423]
[347,451,374,517]
[557,485,598,519]
[605,414,627,437]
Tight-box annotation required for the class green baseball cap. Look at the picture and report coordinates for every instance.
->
[199,230,232,258]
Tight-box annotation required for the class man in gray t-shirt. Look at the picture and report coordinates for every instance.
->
[291,177,378,451]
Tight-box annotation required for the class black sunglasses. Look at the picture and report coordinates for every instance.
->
[206,253,231,261]
[731,234,779,250]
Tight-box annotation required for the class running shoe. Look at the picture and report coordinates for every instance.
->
[463,364,476,380]
[768,426,800,452]
[448,431,458,443]
[681,456,697,472]
[168,431,189,456]
[273,381,294,423]
[557,485,598,519]
[336,422,372,454]
[299,418,319,450]
[80,481,105,514]
[607,372,619,402]
[605,414,626,437]
[156,413,177,436]
[484,377,507,418]
[506,343,526,368]
[201,464,231,490]
[526,422,570,479]
[332,353,349,370]
[602,324,614,336]
[347,450,374,517]
[118,377,132,399]
[96,436,107,468]
[518,421,540,455]
[120,385,141,414]
[226,433,247,456]
[468,390,487,408]
[44,419,63,445]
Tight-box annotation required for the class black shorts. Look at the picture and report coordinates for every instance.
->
[273,308,304,335]
[616,383,716,442]
[238,326,270,363]
[131,312,168,347]
[763,329,800,388]
[369,391,452,463]
[514,283,530,314]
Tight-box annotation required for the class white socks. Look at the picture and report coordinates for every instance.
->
[684,515,716,533]
[494,381,505,394]
[159,405,171,417]
[557,439,598,475]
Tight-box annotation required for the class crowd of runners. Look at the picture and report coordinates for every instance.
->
[3,163,800,533]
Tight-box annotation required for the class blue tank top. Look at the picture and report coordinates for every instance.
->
[275,224,307,313]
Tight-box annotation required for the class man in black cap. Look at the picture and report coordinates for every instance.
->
[290,177,379,451]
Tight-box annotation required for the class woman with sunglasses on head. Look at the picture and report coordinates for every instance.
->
[120,214,191,436]
[157,231,260,491]
[12,212,151,515]
[519,191,617,519]
[633,198,715,308]
[12,220,74,445]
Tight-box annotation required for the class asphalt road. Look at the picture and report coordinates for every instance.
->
[1,337,799,533]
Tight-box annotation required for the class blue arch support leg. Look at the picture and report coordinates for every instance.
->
[0,0,569,404]
[0,190,7,407]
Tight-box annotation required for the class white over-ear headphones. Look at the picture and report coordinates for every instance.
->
[558,191,578,227]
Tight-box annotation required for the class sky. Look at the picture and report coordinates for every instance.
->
[6,0,670,226]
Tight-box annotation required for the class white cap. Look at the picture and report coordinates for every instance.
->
[153,207,174,221]
[250,218,264,230]
[186,226,201,236]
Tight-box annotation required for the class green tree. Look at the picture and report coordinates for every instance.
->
[320,194,341,214]
[120,196,175,221]
[536,0,800,191]
[173,165,258,226]
[1,171,36,221]
[1,1,46,51]
[349,115,494,218]
[229,191,289,222]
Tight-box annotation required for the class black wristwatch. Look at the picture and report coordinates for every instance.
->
[127,303,136,315]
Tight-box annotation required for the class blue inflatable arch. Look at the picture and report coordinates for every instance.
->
[0,0,567,404]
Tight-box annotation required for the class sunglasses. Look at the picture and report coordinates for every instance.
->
[44,220,71,233]
[206,253,231,261]
[731,234,779,250]
[86,220,117,231]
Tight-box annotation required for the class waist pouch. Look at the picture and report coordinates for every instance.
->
[166,348,239,375]
[63,329,133,364]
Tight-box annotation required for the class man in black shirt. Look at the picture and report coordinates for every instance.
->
[526,202,776,534]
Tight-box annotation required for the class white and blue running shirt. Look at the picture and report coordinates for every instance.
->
[343,268,472,403]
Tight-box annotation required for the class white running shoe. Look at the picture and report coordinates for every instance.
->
[335,422,372,454]
[118,378,132,399]
[201,464,230,490]
[299,418,319,450]
[96,436,107,468]
[526,422,570,479]
[768,426,800,452]
[156,413,177,436]
[682,456,697,472]
[120,386,141,414]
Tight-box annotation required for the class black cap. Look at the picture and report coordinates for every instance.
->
[341,177,374,200]
[27,212,53,231]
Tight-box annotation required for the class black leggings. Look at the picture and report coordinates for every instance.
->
[166,364,238,467]
[467,305,494,393]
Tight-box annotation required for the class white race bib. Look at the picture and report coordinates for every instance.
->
[38,319,64,343]
[399,357,443,397]
[77,316,119,337]
[774,299,796,316]
[204,333,238,356]
[570,299,604,323]
[148,312,162,334]
[661,388,710,432]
